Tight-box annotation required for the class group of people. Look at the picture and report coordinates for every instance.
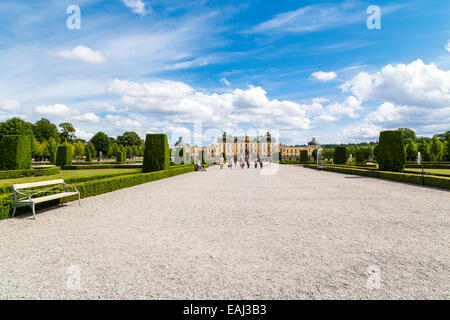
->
[219,157,263,169]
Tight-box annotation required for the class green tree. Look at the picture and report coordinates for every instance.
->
[417,141,431,161]
[33,118,59,141]
[46,137,59,164]
[429,137,443,161]
[312,149,318,161]
[90,132,111,154]
[444,141,450,161]
[59,122,76,142]
[398,128,417,141]
[405,140,418,161]
[355,148,365,164]
[74,141,85,159]
[0,117,34,137]
[116,131,142,146]
[85,142,96,161]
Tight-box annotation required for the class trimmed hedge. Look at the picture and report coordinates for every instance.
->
[299,150,308,164]
[56,145,72,167]
[333,146,347,164]
[62,164,142,170]
[143,134,169,173]
[355,149,365,164]
[0,165,195,220]
[0,135,31,170]
[304,164,450,190]
[116,152,126,163]
[377,130,405,172]
[0,167,60,180]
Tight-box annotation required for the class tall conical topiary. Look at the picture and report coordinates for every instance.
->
[143,134,170,173]
[377,130,405,172]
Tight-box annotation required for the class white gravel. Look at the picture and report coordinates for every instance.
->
[0,164,449,299]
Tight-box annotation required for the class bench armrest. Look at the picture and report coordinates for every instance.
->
[14,189,32,202]
[63,183,79,194]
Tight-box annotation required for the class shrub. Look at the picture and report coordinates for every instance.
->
[304,164,450,190]
[0,135,32,170]
[143,134,170,173]
[116,151,126,163]
[333,146,347,164]
[56,144,73,167]
[0,167,60,180]
[355,148,365,164]
[299,150,308,164]
[377,130,406,172]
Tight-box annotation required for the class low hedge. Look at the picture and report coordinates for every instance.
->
[0,167,61,180]
[0,165,195,220]
[304,164,450,190]
[62,164,142,170]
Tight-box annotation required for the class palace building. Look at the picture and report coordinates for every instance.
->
[280,137,321,160]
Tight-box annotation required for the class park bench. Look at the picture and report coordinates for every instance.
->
[12,179,80,220]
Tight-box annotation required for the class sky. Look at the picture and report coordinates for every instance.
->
[0,0,449,146]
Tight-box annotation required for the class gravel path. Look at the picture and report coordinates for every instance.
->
[0,164,449,299]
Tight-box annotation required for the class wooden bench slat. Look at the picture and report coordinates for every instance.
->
[13,179,65,190]
[30,192,79,204]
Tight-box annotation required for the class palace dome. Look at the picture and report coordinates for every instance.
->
[174,137,190,147]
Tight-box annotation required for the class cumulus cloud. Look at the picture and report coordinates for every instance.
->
[311,71,337,82]
[74,128,94,140]
[108,78,311,130]
[35,104,70,116]
[341,59,450,108]
[340,59,450,134]
[446,40,450,53]
[0,99,20,111]
[55,46,105,64]
[122,0,150,16]
[73,112,101,123]
[314,96,362,122]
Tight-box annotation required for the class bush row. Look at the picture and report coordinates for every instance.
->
[0,165,195,220]
[62,164,143,170]
[304,164,450,190]
[0,166,61,180]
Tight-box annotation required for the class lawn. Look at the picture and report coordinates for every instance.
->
[403,168,450,177]
[0,168,141,187]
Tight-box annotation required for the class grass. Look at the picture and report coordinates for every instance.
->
[0,168,141,187]
[403,168,450,177]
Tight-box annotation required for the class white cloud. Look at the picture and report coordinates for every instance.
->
[73,112,101,123]
[35,104,70,116]
[106,114,141,128]
[122,0,150,16]
[108,79,311,130]
[311,71,337,82]
[54,46,105,64]
[220,78,231,86]
[341,59,450,108]
[446,40,450,53]
[314,96,363,122]
[74,128,94,140]
[0,99,20,111]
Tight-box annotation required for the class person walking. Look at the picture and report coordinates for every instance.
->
[246,158,250,168]
[260,160,263,169]
[220,156,224,169]
[229,158,233,169]
[254,158,258,168]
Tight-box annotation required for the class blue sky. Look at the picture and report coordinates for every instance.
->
[0,0,449,146]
